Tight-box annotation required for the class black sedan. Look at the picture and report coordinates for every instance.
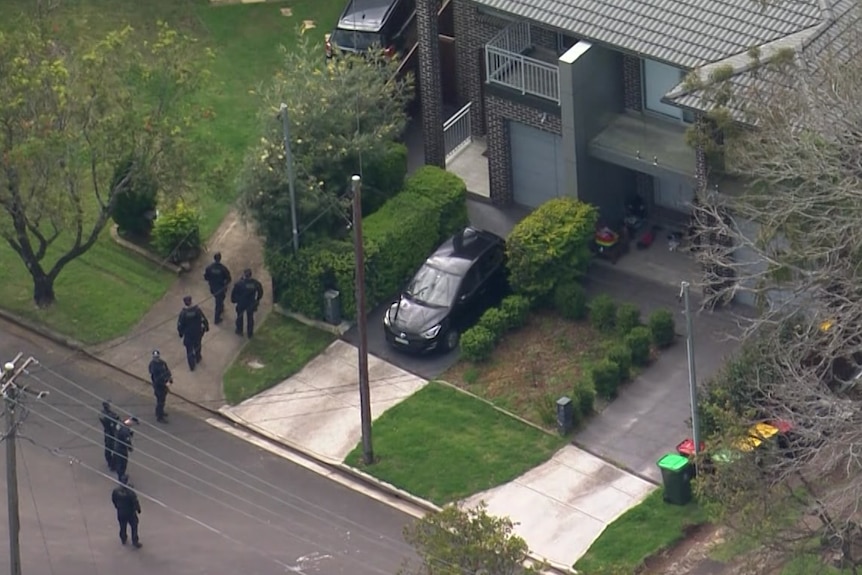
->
[384,227,508,353]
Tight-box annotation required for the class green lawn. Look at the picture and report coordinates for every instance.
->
[344,382,567,505]
[222,314,335,405]
[0,0,344,343]
[574,489,709,575]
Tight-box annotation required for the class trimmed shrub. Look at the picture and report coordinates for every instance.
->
[574,379,596,418]
[649,308,676,349]
[271,167,469,320]
[590,358,621,400]
[589,294,617,332]
[111,156,158,238]
[616,302,642,336]
[402,166,469,241]
[362,142,408,215]
[499,295,532,330]
[478,308,508,342]
[460,325,496,362]
[626,326,652,366]
[605,343,633,382]
[151,200,201,263]
[506,197,598,300]
[553,282,588,321]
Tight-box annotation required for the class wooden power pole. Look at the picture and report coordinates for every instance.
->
[351,175,374,465]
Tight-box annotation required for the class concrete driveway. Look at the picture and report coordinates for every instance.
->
[463,445,655,568]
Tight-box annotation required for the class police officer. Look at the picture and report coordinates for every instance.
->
[147,350,173,423]
[111,475,142,548]
[203,252,232,324]
[113,417,139,481]
[231,268,264,338]
[98,400,120,471]
[177,295,210,371]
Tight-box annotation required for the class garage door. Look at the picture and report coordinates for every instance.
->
[509,121,565,208]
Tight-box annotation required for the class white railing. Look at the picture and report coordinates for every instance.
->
[484,21,560,104]
[443,102,472,163]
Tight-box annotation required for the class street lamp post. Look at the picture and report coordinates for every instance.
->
[279,103,300,254]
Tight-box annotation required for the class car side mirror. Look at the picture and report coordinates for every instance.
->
[459,294,468,303]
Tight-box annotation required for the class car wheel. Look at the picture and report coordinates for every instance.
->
[444,329,460,352]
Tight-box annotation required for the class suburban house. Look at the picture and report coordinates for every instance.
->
[447,0,861,231]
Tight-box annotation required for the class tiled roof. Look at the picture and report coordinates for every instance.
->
[666,0,861,120]
[473,0,825,67]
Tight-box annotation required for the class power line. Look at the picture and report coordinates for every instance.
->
[67,459,100,575]
[19,445,57,575]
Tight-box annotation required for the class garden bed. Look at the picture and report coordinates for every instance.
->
[444,310,611,429]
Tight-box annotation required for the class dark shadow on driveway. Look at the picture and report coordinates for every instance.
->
[341,301,461,381]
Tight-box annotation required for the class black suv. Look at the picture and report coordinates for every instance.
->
[325,0,416,58]
[384,227,508,354]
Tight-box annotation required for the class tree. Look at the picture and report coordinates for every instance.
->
[682,11,862,570]
[239,31,413,251]
[0,14,210,307]
[401,503,542,575]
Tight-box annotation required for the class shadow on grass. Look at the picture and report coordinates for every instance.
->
[222,314,335,405]
[344,382,567,506]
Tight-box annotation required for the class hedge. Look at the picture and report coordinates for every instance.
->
[649,309,676,349]
[269,166,469,320]
[362,142,408,215]
[589,294,617,332]
[553,282,588,320]
[591,358,621,400]
[626,326,652,367]
[506,197,597,300]
[461,325,496,362]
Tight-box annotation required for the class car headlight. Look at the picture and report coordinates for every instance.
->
[422,324,442,339]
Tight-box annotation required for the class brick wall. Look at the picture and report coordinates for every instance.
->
[486,94,562,205]
[622,55,643,111]
[417,0,445,166]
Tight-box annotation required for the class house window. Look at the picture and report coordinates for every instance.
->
[642,59,688,122]
[556,33,577,55]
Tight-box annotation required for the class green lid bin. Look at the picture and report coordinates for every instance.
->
[657,453,693,505]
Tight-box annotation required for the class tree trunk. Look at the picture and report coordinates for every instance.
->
[32,271,56,308]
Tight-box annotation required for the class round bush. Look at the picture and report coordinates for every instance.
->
[460,325,496,362]
[553,282,588,321]
[626,326,652,366]
[574,379,596,418]
[616,303,642,335]
[589,294,617,332]
[500,295,532,330]
[649,309,676,349]
[478,308,508,342]
[605,343,633,382]
[110,157,158,237]
[590,359,621,400]
[151,200,202,263]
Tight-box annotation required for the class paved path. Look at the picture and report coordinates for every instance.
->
[0,320,414,575]
[92,209,272,409]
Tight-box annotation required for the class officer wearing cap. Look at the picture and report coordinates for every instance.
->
[231,268,264,338]
[176,295,209,371]
[147,350,173,423]
[203,252,232,324]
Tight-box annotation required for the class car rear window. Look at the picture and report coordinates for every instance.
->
[331,29,384,53]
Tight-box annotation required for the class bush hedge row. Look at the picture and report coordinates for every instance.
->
[268,166,468,320]
[461,294,532,362]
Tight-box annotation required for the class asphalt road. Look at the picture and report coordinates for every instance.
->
[341,302,460,381]
[0,320,415,575]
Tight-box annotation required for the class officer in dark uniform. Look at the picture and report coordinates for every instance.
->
[177,295,210,371]
[231,268,264,338]
[113,417,139,481]
[111,475,142,548]
[147,350,173,423]
[98,400,121,471]
[203,252,232,324]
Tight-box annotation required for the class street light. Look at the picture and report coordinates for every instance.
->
[279,103,300,254]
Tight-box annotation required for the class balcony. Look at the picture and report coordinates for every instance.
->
[484,21,560,104]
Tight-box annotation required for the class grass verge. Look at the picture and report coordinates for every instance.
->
[574,489,709,575]
[345,382,566,505]
[222,314,335,405]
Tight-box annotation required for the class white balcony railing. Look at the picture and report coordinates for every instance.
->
[443,102,472,163]
[484,21,560,104]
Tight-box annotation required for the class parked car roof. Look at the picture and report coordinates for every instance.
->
[425,227,504,277]
[338,0,397,32]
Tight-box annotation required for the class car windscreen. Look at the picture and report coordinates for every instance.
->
[405,264,461,308]
[331,29,384,52]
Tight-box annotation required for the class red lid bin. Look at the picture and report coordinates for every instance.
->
[677,438,706,458]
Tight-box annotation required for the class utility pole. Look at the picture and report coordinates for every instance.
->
[351,175,373,465]
[2,353,43,575]
[279,103,300,254]
[680,281,701,459]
